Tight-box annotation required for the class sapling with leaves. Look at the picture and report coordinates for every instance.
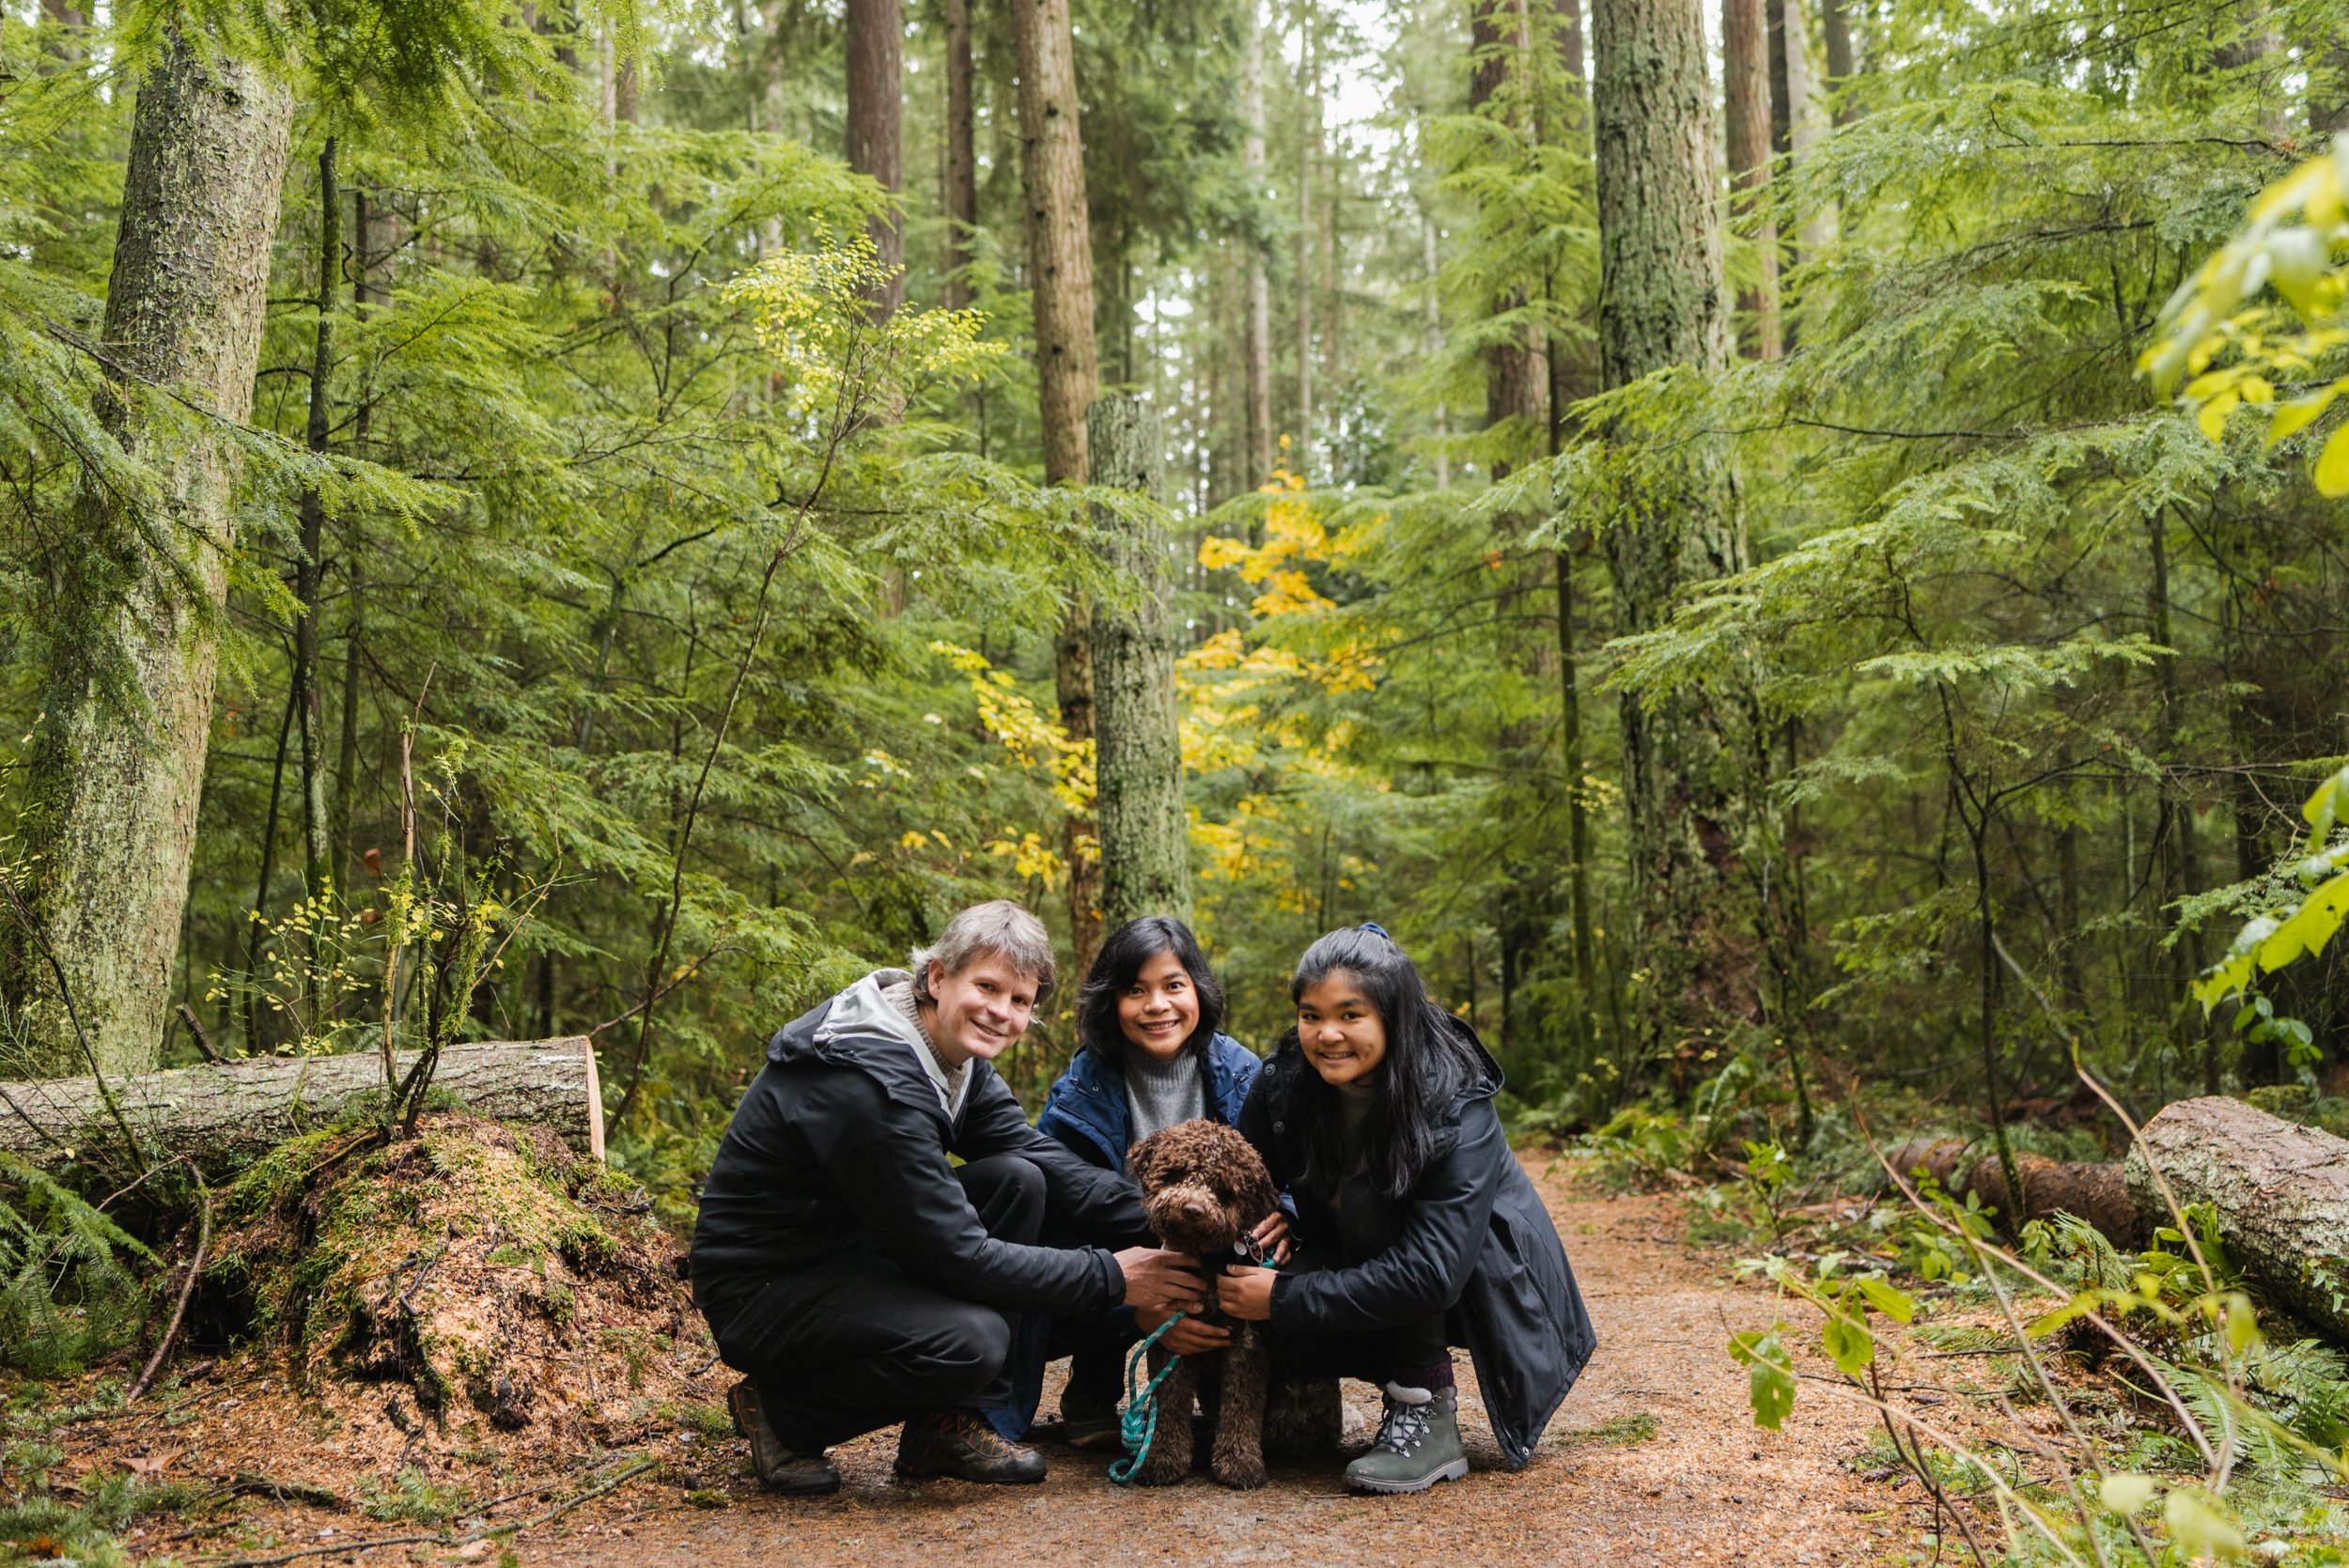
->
[2145,133,2349,494]
[1733,1089,2349,1565]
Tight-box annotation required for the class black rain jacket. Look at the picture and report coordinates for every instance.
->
[690,970,1142,1316]
[1237,1021,1597,1468]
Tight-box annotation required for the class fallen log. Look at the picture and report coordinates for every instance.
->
[2126,1094,2349,1343]
[0,1038,603,1174]
[1875,1136,2142,1244]
[1967,1152,2139,1246]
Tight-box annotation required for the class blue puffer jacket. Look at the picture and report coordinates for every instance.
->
[1036,1032,1261,1172]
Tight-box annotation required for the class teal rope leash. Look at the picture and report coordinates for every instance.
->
[1107,1243,1283,1485]
[1107,1309,1190,1485]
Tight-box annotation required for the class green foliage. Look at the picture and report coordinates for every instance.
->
[0,1156,154,1378]
[2147,134,2349,495]
[2195,764,2349,1017]
[358,1465,471,1523]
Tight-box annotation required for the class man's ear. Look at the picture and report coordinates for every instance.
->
[926,959,947,997]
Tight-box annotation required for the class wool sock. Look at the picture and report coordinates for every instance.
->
[1396,1357,1455,1395]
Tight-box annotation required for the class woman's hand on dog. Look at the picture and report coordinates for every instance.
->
[1136,1305,1231,1354]
[1215,1265,1278,1321]
[1250,1213,1292,1265]
[1114,1247,1207,1314]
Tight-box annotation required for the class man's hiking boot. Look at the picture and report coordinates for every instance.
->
[728,1376,840,1496]
[1343,1383,1468,1496]
[894,1405,1049,1484]
[1057,1381,1122,1452]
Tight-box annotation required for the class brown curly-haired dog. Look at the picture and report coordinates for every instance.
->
[1126,1119,1280,1489]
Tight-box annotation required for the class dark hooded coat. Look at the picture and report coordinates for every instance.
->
[1237,1023,1596,1468]
[690,970,1143,1314]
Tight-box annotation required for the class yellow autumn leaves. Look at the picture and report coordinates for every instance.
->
[921,468,1388,906]
[2145,132,2349,493]
[723,228,1005,417]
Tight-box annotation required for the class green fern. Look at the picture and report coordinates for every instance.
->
[0,1155,155,1378]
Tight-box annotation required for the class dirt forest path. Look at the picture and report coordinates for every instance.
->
[515,1157,1902,1568]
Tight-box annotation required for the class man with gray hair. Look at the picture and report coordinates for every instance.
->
[691,900,1205,1493]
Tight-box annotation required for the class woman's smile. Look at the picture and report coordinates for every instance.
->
[1118,949,1202,1064]
[1297,971,1387,1087]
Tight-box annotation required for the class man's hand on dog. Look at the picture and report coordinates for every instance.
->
[1115,1247,1207,1314]
[1135,1305,1231,1354]
[1215,1266,1278,1321]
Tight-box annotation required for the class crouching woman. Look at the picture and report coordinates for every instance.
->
[1027,915,1267,1446]
[1216,924,1596,1494]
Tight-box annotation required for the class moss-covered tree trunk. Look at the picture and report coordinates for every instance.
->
[1591,0,1754,1060]
[2,30,293,1079]
[1087,396,1190,932]
[1012,0,1103,975]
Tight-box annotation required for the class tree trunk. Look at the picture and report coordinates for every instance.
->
[1296,11,1317,479]
[1013,0,1098,486]
[0,1038,605,1175]
[1086,396,1190,930]
[1012,0,1102,976]
[1241,1,1273,489]
[847,0,905,319]
[1422,205,1451,489]
[295,140,339,915]
[2146,511,2210,1090]
[1968,1153,2139,1246]
[2127,1096,2349,1343]
[1474,0,1547,475]
[943,0,978,315]
[1880,1139,2139,1245]
[1591,0,1751,1056]
[1721,0,1782,360]
[39,0,86,63]
[1766,0,1793,159]
[2314,32,2349,136]
[2,30,295,1079]
[1821,0,1857,125]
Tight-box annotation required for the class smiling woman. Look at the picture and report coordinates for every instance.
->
[1219,924,1597,1497]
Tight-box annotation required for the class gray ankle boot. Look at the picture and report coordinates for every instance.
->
[1343,1382,1468,1495]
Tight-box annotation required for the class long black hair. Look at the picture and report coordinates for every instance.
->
[1076,915,1227,1069]
[1275,924,1478,1200]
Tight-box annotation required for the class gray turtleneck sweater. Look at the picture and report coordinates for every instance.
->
[1124,1047,1207,1143]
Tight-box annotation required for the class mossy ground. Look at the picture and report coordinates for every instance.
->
[202,1110,705,1458]
[0,1112,726,1563]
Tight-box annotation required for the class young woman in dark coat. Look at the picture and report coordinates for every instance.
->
[1022,916,1272,1446]
[1217,924,1597,1494]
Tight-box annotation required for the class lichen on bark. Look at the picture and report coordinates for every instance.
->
[2,28,295,1079]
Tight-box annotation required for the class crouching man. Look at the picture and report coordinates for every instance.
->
[690,901,1205,1494]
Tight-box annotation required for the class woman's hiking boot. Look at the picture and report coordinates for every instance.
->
[1056,1381,1122,1452]
[728,1376,841,1496]
[1343,1383,1468,1495]
[894,1405,1049,1483]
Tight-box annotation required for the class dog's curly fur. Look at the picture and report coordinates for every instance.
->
[1127,1119,1280,1489]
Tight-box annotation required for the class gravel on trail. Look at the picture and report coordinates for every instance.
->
[508,1155,1903,1568]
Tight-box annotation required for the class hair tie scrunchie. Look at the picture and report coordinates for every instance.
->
[1360,922,1391,939]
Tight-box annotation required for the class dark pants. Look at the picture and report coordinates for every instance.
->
[1267,1181,1454,1387]
[697,1153,1048,1452]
